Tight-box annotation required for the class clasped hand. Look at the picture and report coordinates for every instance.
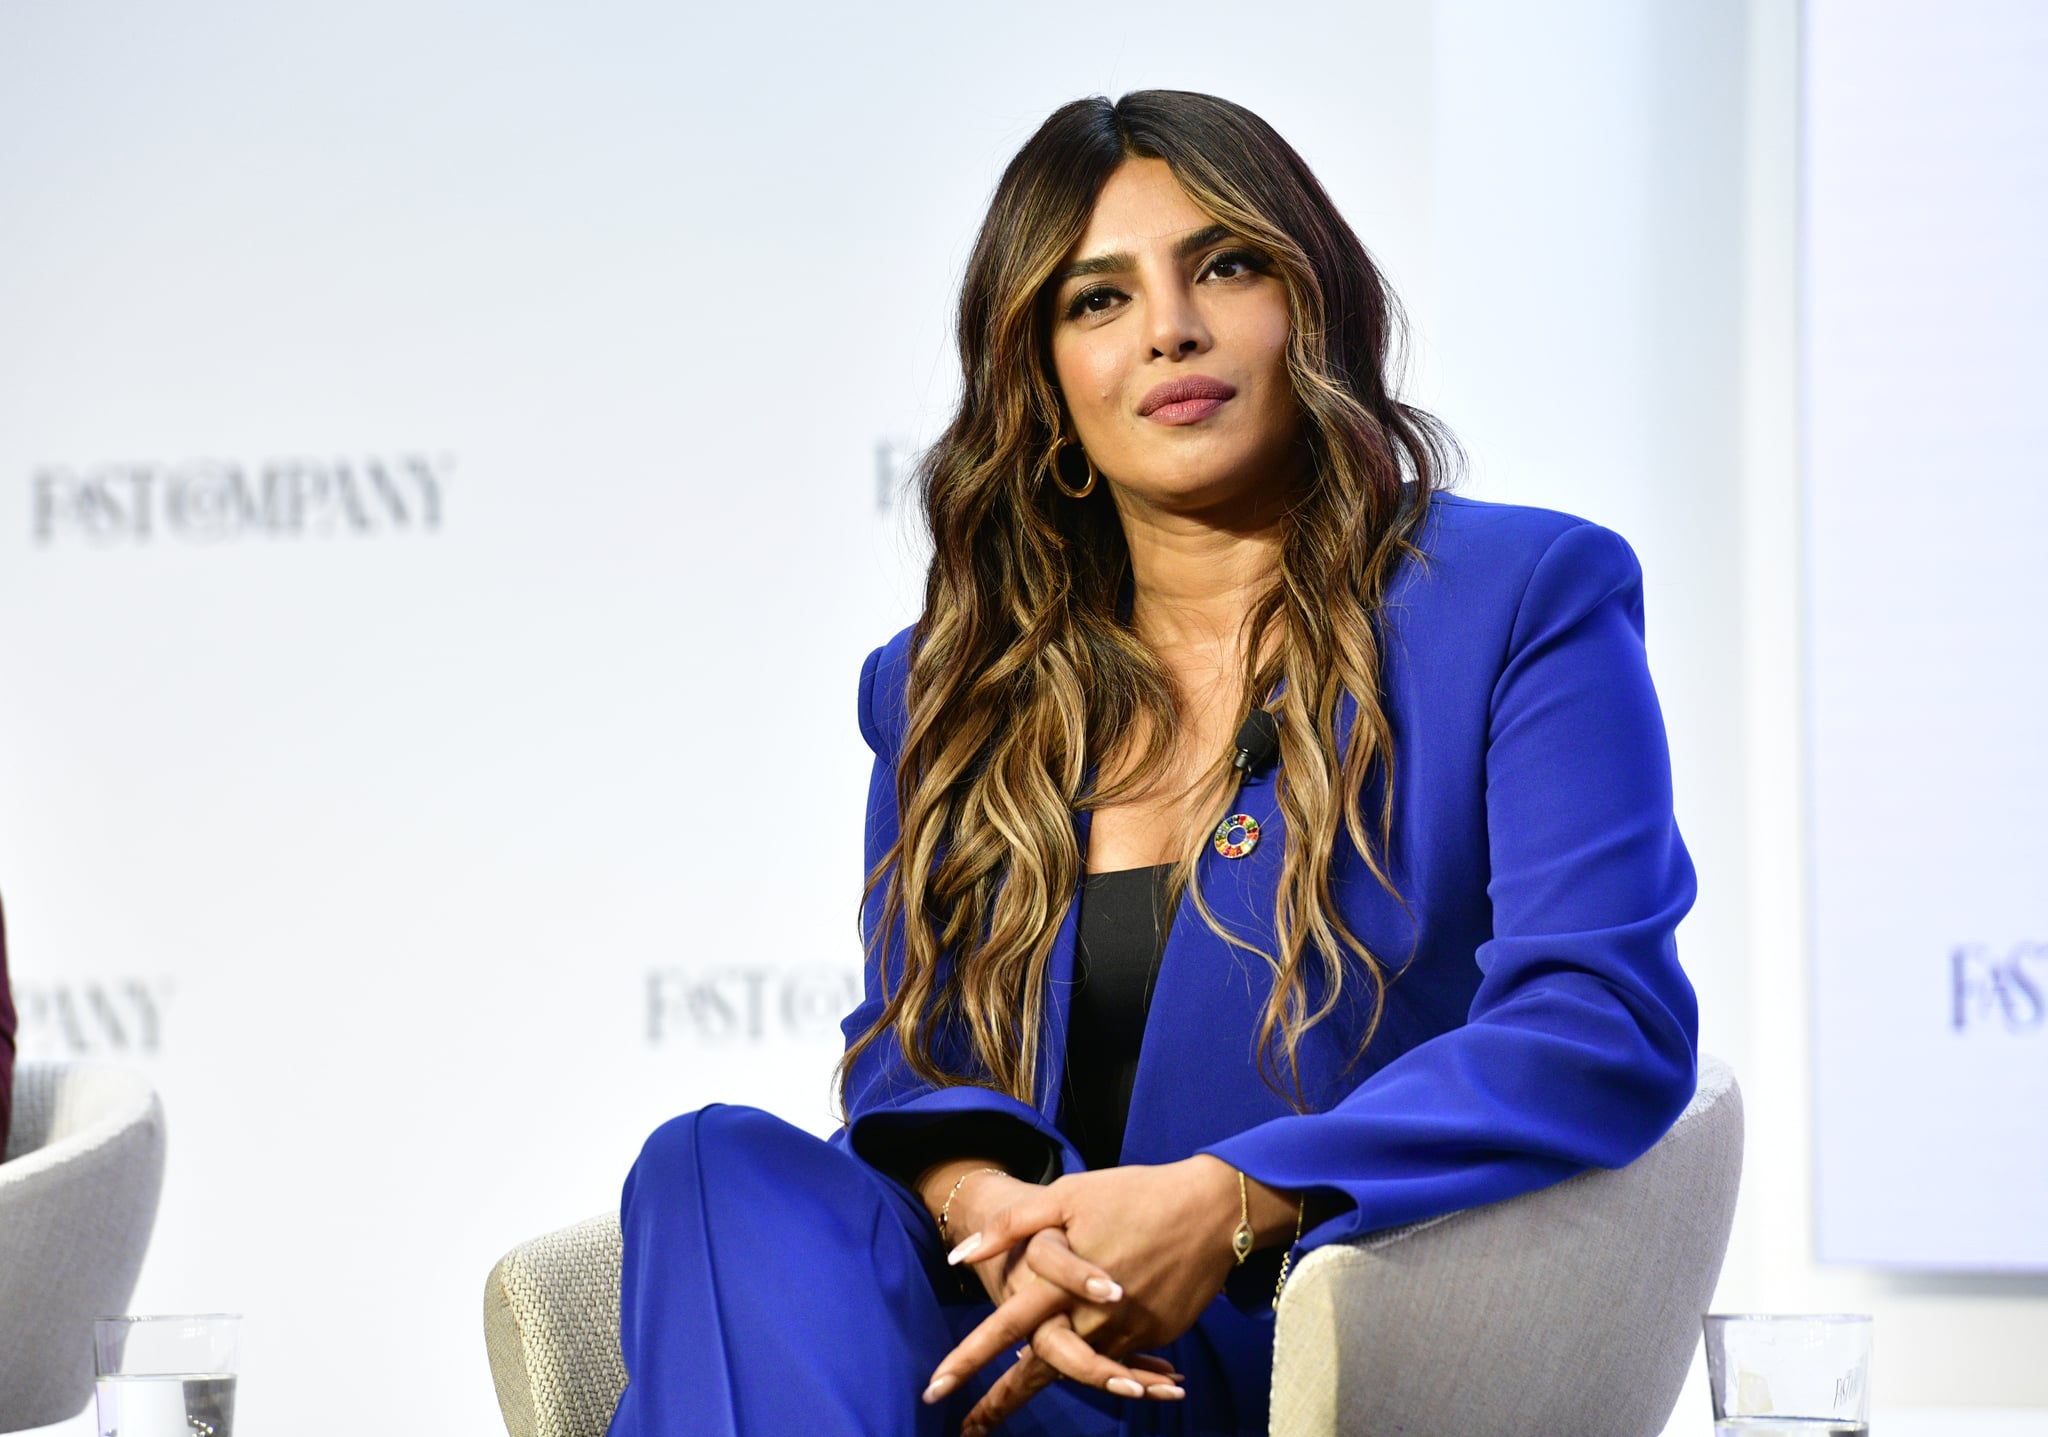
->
[920,1155,1244,1436]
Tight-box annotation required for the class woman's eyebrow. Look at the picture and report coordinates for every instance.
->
[1052,224,1235,285]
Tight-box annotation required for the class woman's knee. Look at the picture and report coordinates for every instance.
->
[625,1103,828,1207]
[628,1104,745,1184]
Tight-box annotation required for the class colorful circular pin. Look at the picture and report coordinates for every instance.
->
[1212,812,1261,859]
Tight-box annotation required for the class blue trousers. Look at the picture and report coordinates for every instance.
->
[605,1105,1275,1437]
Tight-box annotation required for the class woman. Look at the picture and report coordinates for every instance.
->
[608,90,1696,1437]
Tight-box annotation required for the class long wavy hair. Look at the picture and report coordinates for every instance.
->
[838,90,1460,1116]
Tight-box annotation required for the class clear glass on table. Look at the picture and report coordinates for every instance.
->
[92,1314,240,1437]
[1704,1313,1872,1436]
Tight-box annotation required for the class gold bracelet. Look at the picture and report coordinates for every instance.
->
[1231,1170,1255,1264]
[1271,1193,1306,1311]
[1232,1168,1309,1307]
[937,1166,1003,1243]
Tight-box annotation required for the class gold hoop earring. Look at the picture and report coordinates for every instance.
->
[1046,436,1098,500]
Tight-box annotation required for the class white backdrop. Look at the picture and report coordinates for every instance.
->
[1805,0,2048,1270]
[0,2,1774,1433]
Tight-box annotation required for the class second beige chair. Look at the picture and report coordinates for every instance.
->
[0,1061,168,1435]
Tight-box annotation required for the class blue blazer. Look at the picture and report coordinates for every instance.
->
[831,493,1699,1259]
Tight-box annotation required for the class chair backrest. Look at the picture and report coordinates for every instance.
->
[0,1061,168,1434]
[1269,1054,1744,1437]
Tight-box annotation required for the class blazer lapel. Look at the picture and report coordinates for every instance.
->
[1033,804,1088,1121]
[1116,763,1291,1165]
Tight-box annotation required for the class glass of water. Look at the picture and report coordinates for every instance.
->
[93,1315,239,1437]
[1704,1314,1871,1435]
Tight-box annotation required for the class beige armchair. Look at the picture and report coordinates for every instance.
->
[485,1056,1741,1437]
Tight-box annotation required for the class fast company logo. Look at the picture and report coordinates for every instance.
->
[645,965,858,1046]
[1951,941,2045,1033]
[31,452,452,544]
[14,978,174,1059]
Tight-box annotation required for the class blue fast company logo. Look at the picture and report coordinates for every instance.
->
[1951,941,2045,1033]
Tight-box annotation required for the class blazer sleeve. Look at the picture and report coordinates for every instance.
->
[832,639,1072,1187]
[1199,521,1700,1249]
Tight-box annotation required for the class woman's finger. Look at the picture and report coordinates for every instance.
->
[962,1310,1179,1416]
[961,1316,1171,1437]
[969,1246,1039,1308]
[946,1186,1069,1267]
[1020,1315,1187,1404]
[961,1319,1187,1434]
[1019,1227,1124,1305]
[1127,1353,1187,1381]
[922,1280,1072,1403]
[957,1347,1058,1437]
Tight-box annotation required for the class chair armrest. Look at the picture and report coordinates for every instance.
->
[1270,1054,1743,1437]
[485,1214,627,1437]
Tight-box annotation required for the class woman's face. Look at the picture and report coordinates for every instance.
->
[1046,157,1301,516]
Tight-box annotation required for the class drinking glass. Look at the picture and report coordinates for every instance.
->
[1704,1314,1872,1435]
[92,1315,240,1437]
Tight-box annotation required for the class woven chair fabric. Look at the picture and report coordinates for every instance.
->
[485,1213,628,1437]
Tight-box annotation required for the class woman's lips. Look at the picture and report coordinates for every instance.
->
[1137,375,1236,425]
[1148,396,1229,424]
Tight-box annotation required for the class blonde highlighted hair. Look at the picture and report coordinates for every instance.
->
[838,90,1459,1115]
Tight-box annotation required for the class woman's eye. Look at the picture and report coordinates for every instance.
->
[1066,286,1124,319]
[1204,249,1264,281]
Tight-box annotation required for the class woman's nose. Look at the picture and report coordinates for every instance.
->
[1147,286,1210,360]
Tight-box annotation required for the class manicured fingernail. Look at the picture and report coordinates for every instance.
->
[1015,1344,1030,1359]
[1085,1277,1123,1302]
[1107,1377,1145,1398]
[1148,1383,1187,1400]
[922,1374,957,1403]
[947,1233,982,1265]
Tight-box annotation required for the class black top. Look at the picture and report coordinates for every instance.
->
[1059,863,1176,1172]
[857,864,1176,1190]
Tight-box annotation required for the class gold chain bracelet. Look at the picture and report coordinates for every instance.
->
[937,1167,1003,1243]
[1272,1192,1306,1312]
[1231,1170,1256,1263]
